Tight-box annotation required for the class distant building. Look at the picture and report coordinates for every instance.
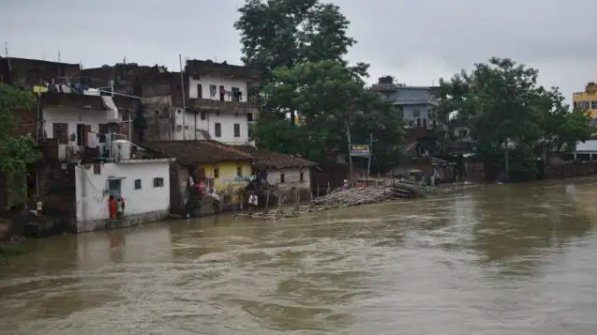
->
[0,57,80,89]
[573,82,597,119]
[573,140,597,161]
[372,76,439,130]
[126,60,261,145]
[236,146,317,202]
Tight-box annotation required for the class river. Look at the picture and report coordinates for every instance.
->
[1,179,597,334]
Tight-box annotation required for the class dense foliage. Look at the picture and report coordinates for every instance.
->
[236,0,403,172]
[235,0,355,77]
[436,58,592,180]
[0,84,40,208]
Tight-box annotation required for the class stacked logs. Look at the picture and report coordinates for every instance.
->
[312,181,422,208]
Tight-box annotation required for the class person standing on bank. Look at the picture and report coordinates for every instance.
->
[117,197,126,218]
[108,196,117,220]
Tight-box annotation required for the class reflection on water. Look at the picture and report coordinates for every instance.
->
[1,179,597,334]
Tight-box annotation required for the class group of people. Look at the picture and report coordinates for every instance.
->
[108,196,126,220]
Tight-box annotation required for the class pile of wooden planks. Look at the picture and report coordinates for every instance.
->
[312,181,422,208]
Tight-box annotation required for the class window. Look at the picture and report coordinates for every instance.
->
[423,118,427,128]
[416,118,421,128]
[458,129,468,138]
[234,123,240,137]
[300,171,304,182]
[134,179,142,190]
[413,109,420,118]
[237,165,242,177]
[153,177,164,188]
[210,85,217,97]
[280,173,285,183]
[247,113,254,122]
[213,168,220,179]
[176,125,182,132]
[219,85,225,101]
[215,123,222,137]
[231,87,240,102]
[200,111,206,120]
[53,123,68,144]
[197,84,202,99]
[592,101,597,109]
[76,124,88,146]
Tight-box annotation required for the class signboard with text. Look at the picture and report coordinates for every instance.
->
[350,144,370,157]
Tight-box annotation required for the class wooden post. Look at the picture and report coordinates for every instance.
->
[296,188,301,212]
[346,123,354,184]
[265,190,270,214]
[327,181,331,194]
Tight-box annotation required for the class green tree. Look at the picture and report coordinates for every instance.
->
[0,84,40,209]
[235,0,354,78]
[436,58,592,181]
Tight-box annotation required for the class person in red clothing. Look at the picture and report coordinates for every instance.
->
[108,196,118,219]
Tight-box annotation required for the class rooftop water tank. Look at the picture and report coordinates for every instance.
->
[112,140,131,161]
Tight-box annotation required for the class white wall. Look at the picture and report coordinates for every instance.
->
[171,109,253,144]
[267,168,311,191]
[43,106,124,148]
[75,159,170,223]
[188,75,248,102]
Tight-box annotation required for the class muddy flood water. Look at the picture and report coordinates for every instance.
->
[1,179,597,334]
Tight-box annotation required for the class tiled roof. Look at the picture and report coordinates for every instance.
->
[143,141,253,166]
[236,146,317,169]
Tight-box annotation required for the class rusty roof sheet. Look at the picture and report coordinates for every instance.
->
[143,140,254,166]
[236,146,317,169]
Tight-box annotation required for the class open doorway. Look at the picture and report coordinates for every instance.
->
[108,178,122,198]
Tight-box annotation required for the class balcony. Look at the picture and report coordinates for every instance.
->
[187,98,258,114]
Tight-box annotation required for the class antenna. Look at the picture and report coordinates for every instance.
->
[58,50,61,62]
[3,42,9,71]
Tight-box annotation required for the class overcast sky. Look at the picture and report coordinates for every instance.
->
[2,0,596,102]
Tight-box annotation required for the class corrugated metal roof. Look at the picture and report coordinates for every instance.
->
[576,140,597,152]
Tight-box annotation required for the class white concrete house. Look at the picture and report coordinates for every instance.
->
[138,60,260,146]
[75,158,171,232]
[38,92,171,233]
[184,59,260,146]
[40,93,135,161]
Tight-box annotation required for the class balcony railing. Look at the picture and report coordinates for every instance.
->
[187,98,258,113]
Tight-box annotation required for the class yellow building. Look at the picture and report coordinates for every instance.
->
[145,140,254,210]
[199,161,253,197]
[573,82,597,118]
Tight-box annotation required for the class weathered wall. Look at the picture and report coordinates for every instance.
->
[198,161,252,205]
[267,168,312,204]
[267,168,311,192]
[142,96,175,141]
[74,159,170,232]
[43,106,123,145]
[169,162,190,215]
